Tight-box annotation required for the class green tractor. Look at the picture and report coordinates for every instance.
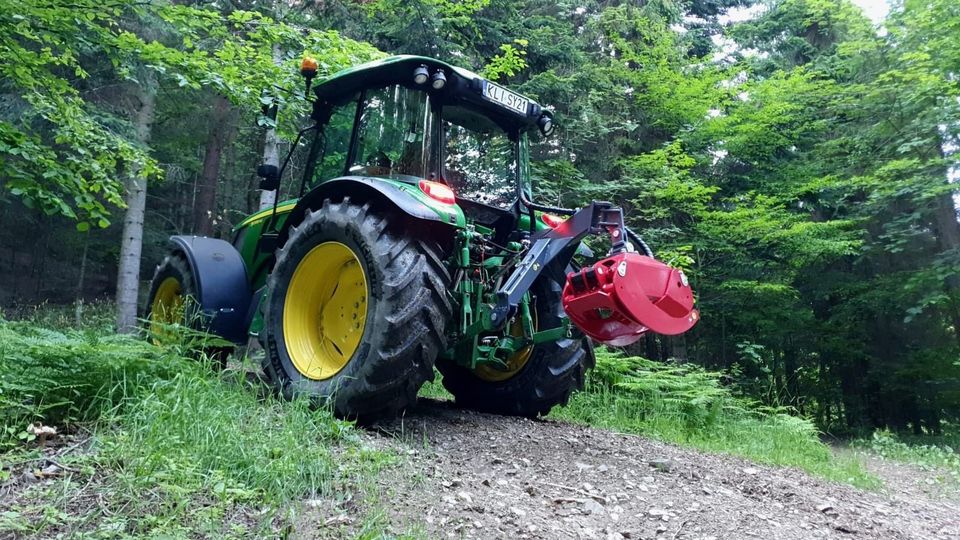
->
[146,55,699,421]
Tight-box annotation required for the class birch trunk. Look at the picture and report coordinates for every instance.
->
[116,75,157,333]
[258,45,282,211]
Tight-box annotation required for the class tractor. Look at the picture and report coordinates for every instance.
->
[145,55,699,421]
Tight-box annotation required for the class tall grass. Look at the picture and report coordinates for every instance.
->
[86,365,386,536]
[0,319,389,537]
[551,349,878,488]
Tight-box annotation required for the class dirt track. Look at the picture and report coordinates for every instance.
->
[299,399,959,540]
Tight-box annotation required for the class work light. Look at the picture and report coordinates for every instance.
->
[413,65,429,85]
[431,70,447,90]
[538,114,554,136]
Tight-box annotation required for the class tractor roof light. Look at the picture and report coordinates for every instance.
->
[300,57,320,98]
[538,114,555,137]
[430,69,447,90]
[413,65,429,85]
[300,56,319,78]
[419,179,456,205]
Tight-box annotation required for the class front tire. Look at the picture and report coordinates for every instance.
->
[437,266,595,417]
[260,199,452,421]
[144,254,232,363]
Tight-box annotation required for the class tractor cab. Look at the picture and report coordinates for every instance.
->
[300,55,551,240]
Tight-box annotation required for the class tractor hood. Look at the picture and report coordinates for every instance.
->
[312,55,550,135]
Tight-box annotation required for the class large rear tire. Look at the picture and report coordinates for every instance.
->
[260,199,452,421]
[437,266,595,417]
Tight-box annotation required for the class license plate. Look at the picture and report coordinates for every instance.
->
[482,81,529,116]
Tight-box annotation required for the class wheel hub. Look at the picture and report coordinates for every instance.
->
[149,276,184,342]
[473,312,537,382]
[283,241,368,380]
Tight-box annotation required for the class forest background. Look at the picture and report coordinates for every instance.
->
[1,0,958,437]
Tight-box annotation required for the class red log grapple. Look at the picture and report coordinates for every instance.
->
[562,252,699,346]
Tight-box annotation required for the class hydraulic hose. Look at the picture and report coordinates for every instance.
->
[519,190,655,258]
[519,189,578,216]
[625,226,654,258]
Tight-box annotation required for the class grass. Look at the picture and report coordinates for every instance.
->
[548,349,879,488]
[0,298,116,332]
[0,319,397,538]
[416,376,453,402]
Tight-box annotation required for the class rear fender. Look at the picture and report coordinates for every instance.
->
[169,236,252,345]
[278,176,463,247]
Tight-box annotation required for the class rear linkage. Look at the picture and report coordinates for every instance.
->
[450,201,699,371]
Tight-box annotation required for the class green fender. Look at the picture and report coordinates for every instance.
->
[277,176,466,248]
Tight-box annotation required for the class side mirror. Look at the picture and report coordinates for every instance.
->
[257,164,280,191]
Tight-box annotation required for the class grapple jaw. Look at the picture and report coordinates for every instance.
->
[562,252,699,346]
[488,201,697,346]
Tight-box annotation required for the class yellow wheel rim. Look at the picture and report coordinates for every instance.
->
[473,311,537,382]
[149,277,185,342]
[283,241,368,380]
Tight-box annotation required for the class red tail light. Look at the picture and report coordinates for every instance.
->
[419,179,456,205]
[540,213,564,229]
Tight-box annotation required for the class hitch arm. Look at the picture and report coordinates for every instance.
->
[490,202,627,327]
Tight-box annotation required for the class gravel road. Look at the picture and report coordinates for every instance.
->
[299,399,959,540]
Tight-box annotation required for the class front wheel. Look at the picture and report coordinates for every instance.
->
[260,199,452,421]
[437,266,595,417]
[144,254,232,363]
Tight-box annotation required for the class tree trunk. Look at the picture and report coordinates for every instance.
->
[933,190,960,342]
[671,335,688,362]
[259,117,280,210]
[193,94,235,236]
[258,45,282,211]
[75,230,89,326]
[934,192,960,249]
[116,74,157,333]
[32,217,47,299]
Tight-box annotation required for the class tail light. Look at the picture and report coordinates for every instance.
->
[540,213,564,228]
[419,180,456,205]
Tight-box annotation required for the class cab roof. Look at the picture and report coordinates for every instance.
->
[313,55,548,134]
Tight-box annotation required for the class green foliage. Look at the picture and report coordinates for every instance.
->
[0,320,183,443]
[481,39,528,81]
[853,430,960,484]
[552,349,878,488]
[0,0,380,225]
[0,0,159,224]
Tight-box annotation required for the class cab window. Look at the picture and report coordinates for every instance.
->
[313,93,359,182]
[349,85,433,179]
[442,106,517,208]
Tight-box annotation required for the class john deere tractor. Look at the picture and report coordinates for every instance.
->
[146,55,699,421]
